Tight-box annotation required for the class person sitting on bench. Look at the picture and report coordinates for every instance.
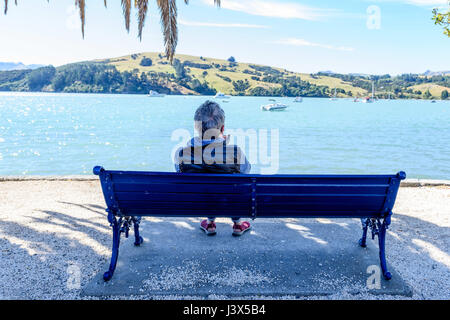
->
[174,100,252,236]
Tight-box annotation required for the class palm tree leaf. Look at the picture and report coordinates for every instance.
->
[136,0,149,41]
[121,0,131,32]
[3,0,223,61]
[74,0,86,38]
[157,0,177,63]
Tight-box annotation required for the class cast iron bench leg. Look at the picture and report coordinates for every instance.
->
[359,218,369,247]
[378,218,392,280]
[104,216,122,281]
[132,216,144,246]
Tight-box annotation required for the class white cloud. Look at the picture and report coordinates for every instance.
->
[179,19,269,29]
[275,38,355,52]
[402,0,448,5]
[372,0,448,6]
[202,0,338,21]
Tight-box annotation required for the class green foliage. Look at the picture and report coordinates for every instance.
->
[249,64,281,76]
[173,59,186,79]
[249,86,272,96]
[227,56,236,63]
[442,89,449,100]
[216,74,232,82]
[232,79,250,94]
[189,79,216,95]
[0,53,449,99]
[0,69,31,83]
[432,4,450,37]
[27,66,56,91]
[183,61,211,70]
[140,57,153,67]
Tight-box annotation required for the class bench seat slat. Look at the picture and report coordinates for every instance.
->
[118,200,251,210]
[110,173,394,185]
[257,204,383,213]
[118,209,379,218]
[112,175,252,185]
[120,208,250,216]
[256,185,388,195]
[254,211,381,218]
[115,192,250,202]
[255,177,392,185]
[114,183,251,194]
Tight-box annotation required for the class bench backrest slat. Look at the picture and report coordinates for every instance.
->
[94,167,405,219]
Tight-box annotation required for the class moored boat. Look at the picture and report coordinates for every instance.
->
[147,90,165,97]
[215,92,231,99]
[261,103,288,111]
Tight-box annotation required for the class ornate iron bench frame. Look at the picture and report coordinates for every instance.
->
[93,166,406,282]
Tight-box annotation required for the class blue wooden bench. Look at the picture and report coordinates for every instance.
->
[93,166,406,282]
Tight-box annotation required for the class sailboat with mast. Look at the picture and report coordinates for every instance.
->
[362,81,375,103]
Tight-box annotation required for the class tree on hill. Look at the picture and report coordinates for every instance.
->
[423,89,432,99]
[140,57,153,67]
[2,0,222,62]
[172,59,186,79]
[232,79,250,94]
[442,89,449,100]
[27,66,56,91]
[227,56,236,63]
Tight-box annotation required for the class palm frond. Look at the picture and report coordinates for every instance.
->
[157,0,177,63]
[3,0,223,61]
[121,0,131,32]
[135,0,149,41]
[74,0,86,38]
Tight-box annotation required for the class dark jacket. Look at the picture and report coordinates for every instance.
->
[174,137,251,174]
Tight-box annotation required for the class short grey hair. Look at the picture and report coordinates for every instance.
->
[194,100,225,134]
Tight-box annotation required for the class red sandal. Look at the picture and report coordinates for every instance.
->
[232,221,252,236]
[200,219,217,236]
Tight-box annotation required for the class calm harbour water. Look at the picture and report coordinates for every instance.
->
[0,92,449,179]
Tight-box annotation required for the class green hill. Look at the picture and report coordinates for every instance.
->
[94,52,365,97]
[0,52,449,99]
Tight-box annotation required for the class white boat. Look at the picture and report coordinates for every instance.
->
[148,90,165,97]
[362,82,376,103]
[215,92,231,99]
[294,97,303,103]
[261,103,288,111]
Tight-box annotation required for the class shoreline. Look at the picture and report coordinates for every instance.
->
[1,176,449,187]
[1,92,450,101]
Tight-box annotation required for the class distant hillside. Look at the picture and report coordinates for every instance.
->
[422,70,450,76]
[0,62,44,71]
[93,52,364,98]
[0,52,449,99]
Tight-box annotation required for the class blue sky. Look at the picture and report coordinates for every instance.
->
[0,0,449,75]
